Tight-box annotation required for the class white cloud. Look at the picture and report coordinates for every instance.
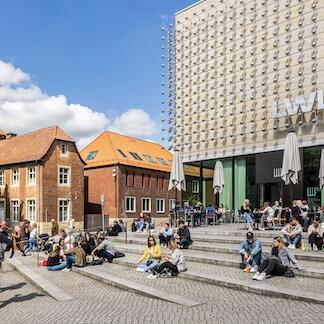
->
[0,60,160,148]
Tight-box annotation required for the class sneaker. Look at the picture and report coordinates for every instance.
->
[313,246,319,252]
[252,271,260,280]
[291,245,296,249]
[62,268,71,272]
[147,273,158,279]
[256,272,266,281]
[135,268,145,272]
[243,266,251,272]
[249,267,258,273]
[288,244,293,249]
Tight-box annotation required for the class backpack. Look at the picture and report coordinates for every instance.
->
[159,268,173,278]
[90,259,104,266]
[285,268,295,278]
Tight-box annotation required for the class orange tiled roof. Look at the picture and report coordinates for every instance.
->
[80,131,213,177]
[0,126,74,166]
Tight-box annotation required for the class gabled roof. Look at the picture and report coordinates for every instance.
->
[81,131,173,172]
[80,131,214,177]
[0,126,74,166]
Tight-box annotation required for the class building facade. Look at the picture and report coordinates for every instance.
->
[171,0,324,209]
[81,131,180,228]
[0,126,84,232]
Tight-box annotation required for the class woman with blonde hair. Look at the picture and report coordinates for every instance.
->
[136,235,162,272]
[253,236,301,281]
[23,223,38,255]
[241,199,253,231]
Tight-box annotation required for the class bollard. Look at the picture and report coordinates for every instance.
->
[125,221,128,244]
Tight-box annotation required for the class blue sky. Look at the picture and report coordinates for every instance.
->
[0,0,194,146]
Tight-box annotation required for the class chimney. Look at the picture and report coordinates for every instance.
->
[0,129,6,140]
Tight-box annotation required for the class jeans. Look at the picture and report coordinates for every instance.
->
[24,237,38,255]
[136,220,144,231]
[137,260,160,272]
[240,251,262,268]
[159,234,173,246]
[284,233,302,247]
[66,255,76,269]
[302,217,310,231]
[180,237,190,248]
[47,261,67,271]
[243,212,253,225]
[258,258,288,276]
[98,250,114,262]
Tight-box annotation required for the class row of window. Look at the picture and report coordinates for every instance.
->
[4,198,70,223]
[126,172,166,189]
[125,197,176,214]
[0,167,71,187]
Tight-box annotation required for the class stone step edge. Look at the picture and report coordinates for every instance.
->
[5,258,74,302]
[113,258,324,305]
[114,245,324,280]
[72,266,202,307]
[111,238,324,262]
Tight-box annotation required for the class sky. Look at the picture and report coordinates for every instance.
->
[0,0,194,148]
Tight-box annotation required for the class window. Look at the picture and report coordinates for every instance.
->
[59,167,70,186]
[141,197,151,212]
[11,200,19,222]
[144,155,156,163]
[12,169,19,186]
[156,198,165,213]
[0,170,4,186]
[117,149,127,158]
[192,180,199,193]
[157,157,168,165]
[126,171,135,187]
[142,174,150,188]
[169,199,176,211]
[27,199,36,222]
[125,196,136,213]
[60,143,68,156]
[129,152,143,161]
[27,167,36,185]
[86,151,98,160]
[58,199,69,222]
[157,176,164,190]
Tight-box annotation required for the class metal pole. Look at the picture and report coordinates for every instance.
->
[125,221,128,244]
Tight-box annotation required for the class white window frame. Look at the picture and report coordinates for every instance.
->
[169,199,176,211]
[58,199,70,223]
[27,166,36,186]
[0,170,4,187]
[125,196,136,213]
[10,199,20,222]
[156,198,165,213]
[26,198,37,222]
[60,143,68,156]
[141,197,151,213]
[58,166,71,186]
[11,169,20,187]
[192,180,199,193]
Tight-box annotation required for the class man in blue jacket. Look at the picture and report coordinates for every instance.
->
[239,232,262,273]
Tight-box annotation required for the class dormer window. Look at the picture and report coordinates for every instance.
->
[60,143,68,156]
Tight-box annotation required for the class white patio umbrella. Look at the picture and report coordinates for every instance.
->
[213,160,225,194]
[319,148,324,189]
[168,150,186,192]
[281,132,301,185]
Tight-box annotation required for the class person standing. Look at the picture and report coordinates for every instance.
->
[20,220,30,255]
[24,223,38,255]
[241,199,253,231]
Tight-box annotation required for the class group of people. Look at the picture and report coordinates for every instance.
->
[239,231,302,281]
[131,213,155,232]
[158,221,192,249]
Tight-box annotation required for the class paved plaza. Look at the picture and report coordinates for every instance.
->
[1,224,324,324]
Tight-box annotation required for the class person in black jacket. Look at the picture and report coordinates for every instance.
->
[177,221,192,249]
[107,221,122,236]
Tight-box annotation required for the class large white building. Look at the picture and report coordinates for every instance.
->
[172,0,324,209]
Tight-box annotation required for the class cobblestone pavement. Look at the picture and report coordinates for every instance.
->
[1,257,324,324]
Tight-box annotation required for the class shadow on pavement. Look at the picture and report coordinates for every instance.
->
[0,292,44,309]
[0,282,26,293]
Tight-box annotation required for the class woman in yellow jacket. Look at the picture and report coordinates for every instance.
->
[136,235,162,272]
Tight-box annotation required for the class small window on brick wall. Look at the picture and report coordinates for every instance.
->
[126,171,135,187]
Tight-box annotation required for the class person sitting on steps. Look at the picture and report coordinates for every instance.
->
[239,232,262,273]
[136,235,162,272]
[177,221,192,249]
[158,223,174,246]
[91,232,117,263]
[63,241,87,272]
[308,217,324,252]
[147,239,186,279]
[281,217,302,249]
[252,236,302,281]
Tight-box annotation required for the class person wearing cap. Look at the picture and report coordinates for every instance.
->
[239,232,262,273]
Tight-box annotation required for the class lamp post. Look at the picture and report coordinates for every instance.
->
[112,167,117,220]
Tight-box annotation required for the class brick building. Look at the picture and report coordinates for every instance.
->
[81,131,186,228]
[0,126,84,232]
